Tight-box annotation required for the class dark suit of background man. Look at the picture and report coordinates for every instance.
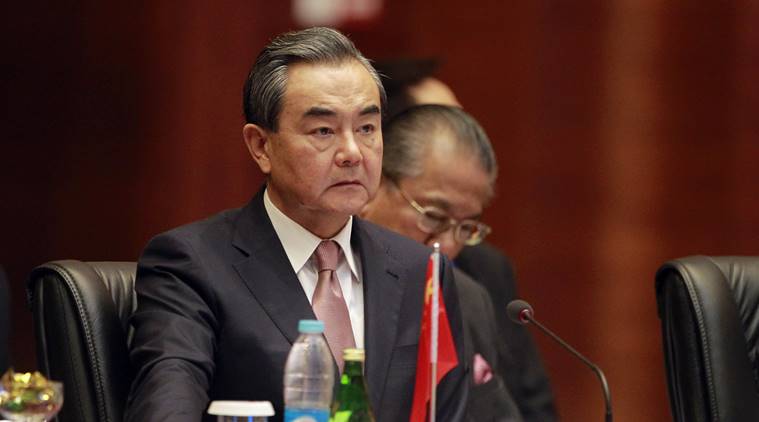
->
[362,104,556,422]
[125,27,467,422]
[373,59,558,422]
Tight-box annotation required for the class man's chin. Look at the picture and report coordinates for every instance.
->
[325,196,369,217]
[321,187,368,208]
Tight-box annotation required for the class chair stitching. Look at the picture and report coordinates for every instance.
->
[51,263,111,422]
[50,273,88,419]
[680,263,720,421]
[34,283,52,377]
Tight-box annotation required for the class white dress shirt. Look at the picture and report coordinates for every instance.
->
[263,188,364,348]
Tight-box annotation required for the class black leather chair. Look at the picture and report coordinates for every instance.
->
[655,256,759,422]
[27,260,137,422]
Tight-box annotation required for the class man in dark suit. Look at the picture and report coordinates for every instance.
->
[456,243,556,422]
[362,104,556,421]
[453,268,524,421]
[125,27,467,422]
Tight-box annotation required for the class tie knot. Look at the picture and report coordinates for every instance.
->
[315,240,339,272]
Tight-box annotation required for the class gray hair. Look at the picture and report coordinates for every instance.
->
[243,27,386,131]
[383,104,498,185]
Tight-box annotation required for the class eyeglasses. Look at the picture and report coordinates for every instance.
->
[392,182,492,246]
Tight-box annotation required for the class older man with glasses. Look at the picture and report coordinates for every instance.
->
[389,178,492,247]
[362,104,556,422]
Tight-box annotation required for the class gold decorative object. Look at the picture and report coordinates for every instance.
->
[0,369,63,422]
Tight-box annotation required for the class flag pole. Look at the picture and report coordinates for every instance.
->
[429,242,441,422]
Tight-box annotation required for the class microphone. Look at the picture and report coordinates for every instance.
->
[507,299,612,422]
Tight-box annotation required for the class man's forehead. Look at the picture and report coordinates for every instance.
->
[283,60,380,113]
[407,150,492,214]
[416,190,454,211]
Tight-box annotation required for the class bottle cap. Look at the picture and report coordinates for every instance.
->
[207,401,275,416]
[298,319,325,334]
[343,348,365,362]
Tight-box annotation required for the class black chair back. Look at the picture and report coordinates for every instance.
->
[28,260,136,422]
[655,256,759,422]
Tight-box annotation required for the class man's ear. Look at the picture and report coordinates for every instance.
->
[243,123,272,174]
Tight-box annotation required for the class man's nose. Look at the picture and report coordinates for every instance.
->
[335,133,362,167]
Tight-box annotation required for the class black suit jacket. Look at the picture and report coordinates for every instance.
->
[125,190,467,422]
[455,268,523,422]
[455,243,557,422]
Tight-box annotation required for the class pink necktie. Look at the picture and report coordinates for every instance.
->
[312,240,356,372]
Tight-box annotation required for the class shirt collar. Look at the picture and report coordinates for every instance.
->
[263,188,359,278]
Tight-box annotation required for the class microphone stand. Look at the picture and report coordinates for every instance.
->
[521,310,613,422]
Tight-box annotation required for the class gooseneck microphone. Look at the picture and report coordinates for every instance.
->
[507,299,612,422]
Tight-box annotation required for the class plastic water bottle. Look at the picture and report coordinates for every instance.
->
[283,320,335,422]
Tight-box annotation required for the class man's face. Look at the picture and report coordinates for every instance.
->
[363,135,492,258]
[250,60,383,235]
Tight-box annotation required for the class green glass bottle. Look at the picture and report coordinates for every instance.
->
[330,348,376,422]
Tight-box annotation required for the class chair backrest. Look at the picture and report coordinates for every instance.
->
[655,256,759,422]
[27,260,137,422]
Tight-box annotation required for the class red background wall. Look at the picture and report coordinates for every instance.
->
[2,2,758,421]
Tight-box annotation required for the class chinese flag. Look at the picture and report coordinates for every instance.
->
[409,256,458,422]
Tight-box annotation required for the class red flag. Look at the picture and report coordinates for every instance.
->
[409,254,458,422]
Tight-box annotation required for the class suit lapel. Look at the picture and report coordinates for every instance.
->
[229,193,405,401]
[354,220,405,410]
[231,189,315,345]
